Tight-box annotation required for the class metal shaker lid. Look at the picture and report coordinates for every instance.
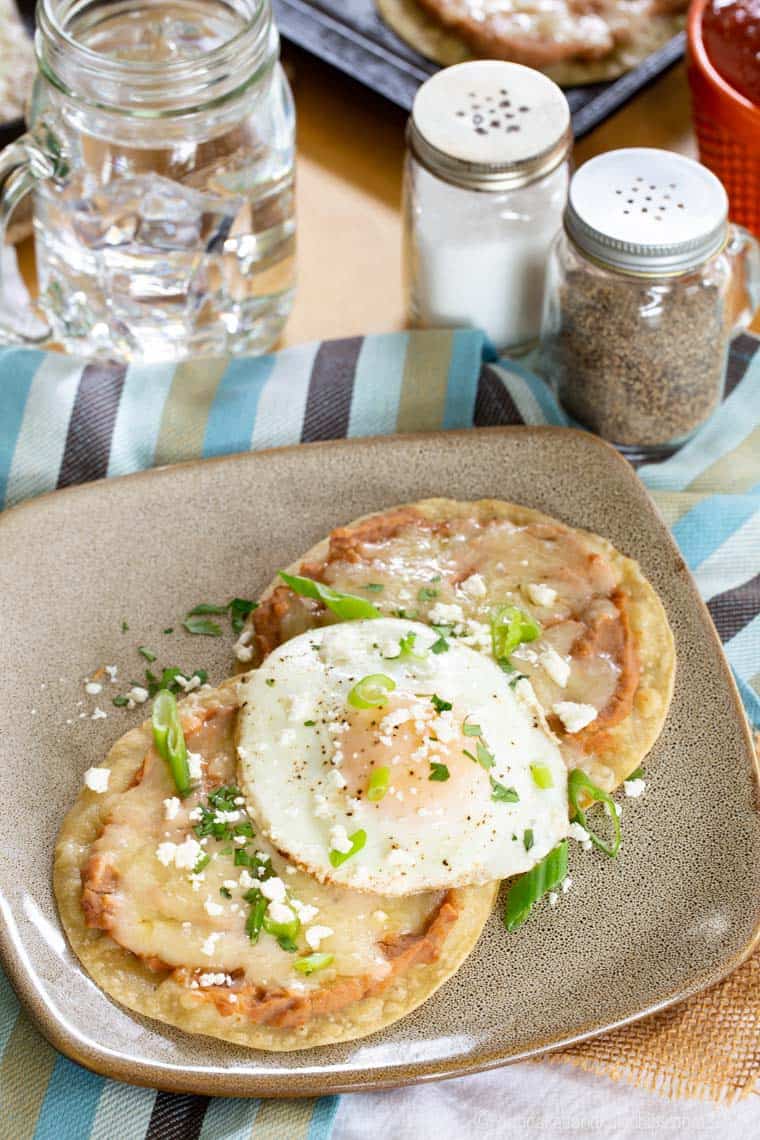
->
[565,148,729,276]
[408,60,572,192]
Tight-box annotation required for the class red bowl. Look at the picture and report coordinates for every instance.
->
[687,0,760,237]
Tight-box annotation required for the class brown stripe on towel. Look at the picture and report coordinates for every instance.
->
[301,337,363,443]
[57,361,126,488]
[725,333,759,399]
[708,571,760,644]
[473,364,525,427]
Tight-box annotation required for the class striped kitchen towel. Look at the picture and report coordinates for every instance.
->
[0,328,758,1137]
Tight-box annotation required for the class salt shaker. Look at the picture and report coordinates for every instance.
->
[538,148,760,460]
[403,61,572,355]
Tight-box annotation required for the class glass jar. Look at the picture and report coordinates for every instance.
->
[0,0,295,362]
[403,61,572,356]
[538,148,760,460]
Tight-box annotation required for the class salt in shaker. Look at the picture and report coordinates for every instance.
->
[403,61,572,355]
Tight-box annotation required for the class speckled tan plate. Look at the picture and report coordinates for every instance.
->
[1,427,758,1097]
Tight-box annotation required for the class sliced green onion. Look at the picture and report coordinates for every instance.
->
[294,952,334,975]
[463,721,482,737]
[429,762,450,782]
[491,605,541,666]
[230,597,257,633]
[245,891,267,943]
[490,777,519,803]
[348,673,396,710]
[364,583,384,593]
[627,765,645,781]
[262,910,300,947]
[531,763,554,789]
[187,602,229,615]
[418,586,439,602]
[430,694,452,713]
[504,840,568,931]
[568,769,621,858]
[279,571,380,620]
[152,689,191,797]
[476,741,495,770]
[386,631,426,662]
[523,828,534,851]
[138,645,156,662]
[431,634,449,654]
[367,765,391,802]
[329,829,367,867]
[193,852,211,874]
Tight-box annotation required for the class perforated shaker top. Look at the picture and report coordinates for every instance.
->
[565,148,730,276]
[409,61,571,191]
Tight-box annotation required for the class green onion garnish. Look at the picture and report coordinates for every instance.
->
[531,763,554,789]
[193,852,211,874]
[463,721,481,737]
[386,631,426,662]
[183,616,223,637]
[151,689,191,797]
[245,893,267,943]
[567,769,621,858]
[430,694,452,713]
[112,694,129,708]
[490,778,519,802]
[431,634,449,654]
[121,620,129,632]
[523,828,534,851]
[294,952,334,975]
[627,765,645,781]
[138,645,156,662]
[367,765,391,802]
[491,605,541,667]
[329,829,367,867]
[163,627,174,635]
[304,719,316,727]
[418,586,439,602]
[429,762,450,782]
[504,840,568,931]
[262,909,300,951]
[220,887,232,899]
[265,678,275,687]
[348,673,396,710]
[364,583,384,593]
[279,571,380,620]
[187,602,229,615]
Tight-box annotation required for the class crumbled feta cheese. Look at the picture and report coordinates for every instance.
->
[561,876,573,894]
[199,971,228,987]
[386,847,415,867]
[127,685,149,704]
[84,767,110,793]
[85,681,102,695]
[331,769,347,790]
[204,898,223,917]
[163,796,180,821]
[279,728,297,748]
[460,573,487,598]
[260,876,286,903]
[526,583,557,607]
[291,901,318,924]
[428,601,464,626]
[155,836,202,869]
[238,869,256,890]
[266,900,295,925]
[305,925,334,950]
[329,825,352,854]
[90,707,107,721]
[234,642,254,663]
[200,932,219,957]
[540,646,570,688]
[624,778,646,798]
[223,880,238,891]
[104,665,118,682]
[188,806,203,823]
[186,751,203,781]
[314,794,330,819]
[553,701,597,734]
[372,910,389,923]
[568,822,593,851]
[548,891,559,908]
[175,673,201,693]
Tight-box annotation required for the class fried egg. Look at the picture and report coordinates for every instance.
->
[237,618,568,894]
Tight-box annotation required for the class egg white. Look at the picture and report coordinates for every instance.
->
[237,619,568,894]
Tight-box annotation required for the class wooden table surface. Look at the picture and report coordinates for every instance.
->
[17,46,699,345]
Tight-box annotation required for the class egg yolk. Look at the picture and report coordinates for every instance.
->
[336,694,490,816]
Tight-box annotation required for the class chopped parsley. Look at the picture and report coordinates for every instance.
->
[430,694,452,713]
[491,778,519,803]
[193,786,254,844]
[463,721,481,737]
[192,852,211,874]
[385,631,426,662]
[220,886,232,899]
[138,645,157,662]
[523,828,534,851]
[163,627,174,635]
[476,741,495,770]
[418,586,439,603]
[187,603,229,615]
[121,620,129,633]
[429,762,450,782]
[183,616,223,637]
[184,597,257,635]
[304,719,316,727]
[364,583,384,593]
[143,666,208,698]
[244,889,267,943]
[265,678,275,687]
[112,694,129,708]
[431,634,449,654]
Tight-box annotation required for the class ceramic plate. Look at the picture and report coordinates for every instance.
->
[1,427,758,1096]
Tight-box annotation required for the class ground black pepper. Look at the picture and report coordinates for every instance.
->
[540,266,732,451]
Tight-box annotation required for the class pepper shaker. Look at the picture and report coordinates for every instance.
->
[403,61,572,355]
[538,148,760,460]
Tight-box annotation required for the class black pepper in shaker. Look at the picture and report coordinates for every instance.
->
[537,148,758,461]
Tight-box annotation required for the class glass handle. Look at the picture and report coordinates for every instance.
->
[0,132,58,346]
[725,224,760,334]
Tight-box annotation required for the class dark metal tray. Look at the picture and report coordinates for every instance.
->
[273,0,685,138]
